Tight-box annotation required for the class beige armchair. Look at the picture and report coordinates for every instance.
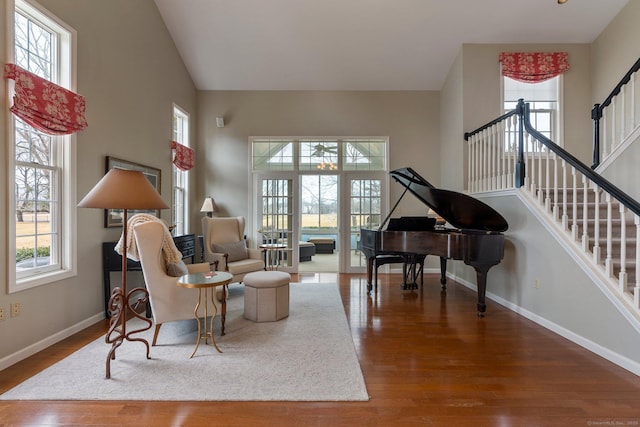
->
[133,220,223,346]
[202,216,265,283]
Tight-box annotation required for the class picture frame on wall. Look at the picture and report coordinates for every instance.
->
[104,156,162,228]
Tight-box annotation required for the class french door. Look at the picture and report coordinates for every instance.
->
[251,138,388,273]
[254,173,385,273]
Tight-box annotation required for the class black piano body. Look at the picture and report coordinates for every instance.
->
[360,167,508,317]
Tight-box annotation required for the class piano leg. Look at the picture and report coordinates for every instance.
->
[472,265,492,317]
[439,257,447,289]
[366,257,374,294]
[416,255,425,287]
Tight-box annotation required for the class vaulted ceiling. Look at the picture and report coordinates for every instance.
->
[154,0,628,91]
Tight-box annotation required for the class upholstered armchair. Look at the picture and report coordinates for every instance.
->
[133,220,223,346]
[202,216,265,283]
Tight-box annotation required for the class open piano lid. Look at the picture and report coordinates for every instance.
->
[390,167,508,233]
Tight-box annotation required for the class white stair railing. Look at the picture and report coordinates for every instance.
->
[466,100,640,320]
[592,57,640,168]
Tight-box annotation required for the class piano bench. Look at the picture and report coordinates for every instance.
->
[372,255,405,291]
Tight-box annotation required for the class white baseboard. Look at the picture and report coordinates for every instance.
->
[451,273,640,376]
[0,313,104,372]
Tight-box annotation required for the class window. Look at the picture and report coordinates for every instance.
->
[172,105,190,236]
[503,75,562,147]
[8,0,77,292]
[252,139,387,172]
[301,175,338,228]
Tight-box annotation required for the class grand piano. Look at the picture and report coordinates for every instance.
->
[360,167,508,317]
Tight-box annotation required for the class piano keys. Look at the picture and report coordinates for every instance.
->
[360,167,508,317]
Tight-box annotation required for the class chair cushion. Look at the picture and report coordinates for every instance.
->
[211,240,248,262]
[227,258,265,275]
[166,259,188,277]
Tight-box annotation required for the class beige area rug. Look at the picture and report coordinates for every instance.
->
[0,283,369,401]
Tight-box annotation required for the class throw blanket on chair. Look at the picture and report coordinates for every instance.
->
[115,213,182,264]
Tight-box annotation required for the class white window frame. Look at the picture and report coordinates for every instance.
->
[172,104,190,236]
[501,74,564,148]
[7,0,77,293]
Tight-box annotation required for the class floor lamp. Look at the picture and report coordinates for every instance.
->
[78,168,168,379]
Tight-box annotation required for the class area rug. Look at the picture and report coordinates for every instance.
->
[0,283,369,401]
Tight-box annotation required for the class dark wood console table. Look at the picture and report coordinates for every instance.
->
[102,234,196,317]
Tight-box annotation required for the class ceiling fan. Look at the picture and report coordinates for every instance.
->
[311,143,338,157]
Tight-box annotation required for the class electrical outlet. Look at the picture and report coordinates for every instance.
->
[0,307,5,321]
[534,278,540,289]
[10,302,21,317]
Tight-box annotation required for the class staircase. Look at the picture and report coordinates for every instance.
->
[541,187,637,290]
[465,98,640,325]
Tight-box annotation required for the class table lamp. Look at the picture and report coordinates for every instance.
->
[78,168,168,379]
[200,196,218,217]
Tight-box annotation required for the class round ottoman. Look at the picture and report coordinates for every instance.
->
[243,271,290,322]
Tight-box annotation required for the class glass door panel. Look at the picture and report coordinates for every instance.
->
[299,175,339,272]
[259,178,294,270]
[347,177,382,270]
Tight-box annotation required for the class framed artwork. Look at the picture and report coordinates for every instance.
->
[104,156,162,228]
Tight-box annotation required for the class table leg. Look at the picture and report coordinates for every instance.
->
[189,287,222,358]
[221,284,227,335]
[207,288,222,353]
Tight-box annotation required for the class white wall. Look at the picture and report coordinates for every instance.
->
[0,0,196,364]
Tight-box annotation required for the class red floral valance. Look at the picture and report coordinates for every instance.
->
[499,52,570,83]
[4,63,88,135]
[171,141,194,171]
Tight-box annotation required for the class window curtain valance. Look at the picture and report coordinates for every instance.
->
[499,52,570,83]
[171,141,194,171]
[4,63,88,135]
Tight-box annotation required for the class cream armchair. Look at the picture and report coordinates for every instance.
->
[133,221,223,346]
[202,216,265,283]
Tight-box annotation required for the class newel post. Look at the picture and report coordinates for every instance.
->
[591,104,602,169]
[515,99,526,188]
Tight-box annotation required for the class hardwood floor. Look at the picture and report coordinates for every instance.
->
[2,273,640,426]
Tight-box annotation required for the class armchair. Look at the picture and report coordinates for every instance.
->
[202,216,265,283]
[133,221,224,346]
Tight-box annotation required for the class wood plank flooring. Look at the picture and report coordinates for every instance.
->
[2,273,640,426]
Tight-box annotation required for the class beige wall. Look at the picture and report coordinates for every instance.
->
[441,9,640,370]
[591,0,640,104]
[591,0,640,199]
[440,50,464,190]
[460,43,594,167]
[451,192,640,369]
[0,0,196,363]
[195,90,440,228]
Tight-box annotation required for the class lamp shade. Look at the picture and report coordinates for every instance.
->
[78,168,168,210]
[200,197,218,213]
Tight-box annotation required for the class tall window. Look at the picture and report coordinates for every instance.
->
[172,105,190,235]
[9,0,77,292]
[503,75,562,146]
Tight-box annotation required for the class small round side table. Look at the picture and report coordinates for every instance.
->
[176,271,233,358]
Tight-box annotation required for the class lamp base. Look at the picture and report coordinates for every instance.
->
[105,286,153,379]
